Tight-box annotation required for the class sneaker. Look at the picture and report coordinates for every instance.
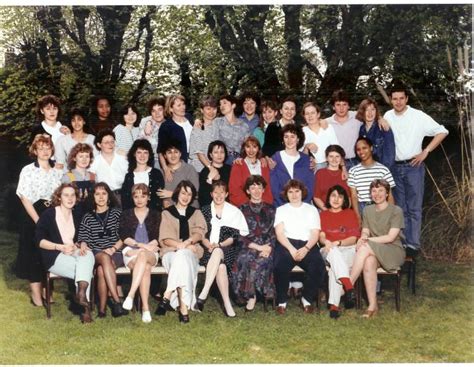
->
[122,296,133,311]
[142,311,152,323]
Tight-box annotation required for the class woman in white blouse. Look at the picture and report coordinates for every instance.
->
[16,134,63,306]
[301,102,338,173]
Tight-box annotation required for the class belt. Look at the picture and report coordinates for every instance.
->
[395,159,413,164]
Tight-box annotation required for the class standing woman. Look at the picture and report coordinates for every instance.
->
[301,102,339,172]
[119,184,161,323]
[229,136,273,207]
[313,145,351,211]
[156,181,207,323]
[31,94,70,146]
[62,143,96,215]
[89,95,116,134]
[214,95,250,164]
[350,179,405,318]
[55,108,96,170]
[273,180,326,314]
[270,124,314,207]
[113,104,140,154]
[198,140,231,207]
[121,139,165,211]
[232,175,276,312]
[262,97,296,158]
[348,137,395,223]
[16,134,63,306]
[253,100,279,148]
[195,181,249,317]
[357,98,395,171]
[157,94,194,165]
[188,95,219,172]
[78,182,128,318]
[36,183,95,322]
[138,96,166,167]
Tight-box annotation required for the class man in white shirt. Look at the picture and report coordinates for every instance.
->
[383,85,448,256]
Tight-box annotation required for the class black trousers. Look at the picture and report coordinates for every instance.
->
[273,238,326,304]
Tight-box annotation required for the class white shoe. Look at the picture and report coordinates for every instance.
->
[142,311,152,323]
[122,296,133,311]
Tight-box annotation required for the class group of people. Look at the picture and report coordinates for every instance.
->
[15,86,448,323]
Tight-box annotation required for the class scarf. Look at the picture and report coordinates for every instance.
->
[166,205,196,241]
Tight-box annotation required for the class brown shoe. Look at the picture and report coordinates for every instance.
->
[275,306,286,315]
[300,301,314,314]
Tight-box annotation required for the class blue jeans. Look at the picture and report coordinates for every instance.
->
[392,162,425,250]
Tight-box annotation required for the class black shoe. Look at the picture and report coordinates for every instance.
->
[329,309,341,319]
[97,311,106,318]
[110,300,129,317]
[405,247,419,258]
[178,311,190,323]
[344,289,356,309]
[155,297,171,316]
[194,298,206,312]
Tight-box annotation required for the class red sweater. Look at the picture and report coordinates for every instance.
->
[320,209,360,241]
[314,168,351,204]
[229,162,273,207]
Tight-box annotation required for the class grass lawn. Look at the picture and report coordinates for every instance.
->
[0,229,472,364]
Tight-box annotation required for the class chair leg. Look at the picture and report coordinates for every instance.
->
[395,272,401,312]
[45,273,51,319]
[410,259,416,295]
[355,277,363,309]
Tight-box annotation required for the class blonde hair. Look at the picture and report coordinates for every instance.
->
[165,94,186,118]
[29,134,54,158]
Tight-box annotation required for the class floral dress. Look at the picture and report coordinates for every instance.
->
[231,202,276,301]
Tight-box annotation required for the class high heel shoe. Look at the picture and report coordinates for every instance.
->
[193,298,206,312]
[155,297,171,316]
[362,308,378,318]
[178,310,190,323]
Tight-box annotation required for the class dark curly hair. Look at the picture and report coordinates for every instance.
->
[281,124,305,151]
[325,185,350,210]
[51,183,79,207]
[127,139,155,172]
[171,180,197,204]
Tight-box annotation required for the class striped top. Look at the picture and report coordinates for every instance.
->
[77,208,122,251]
[348,162,395,203]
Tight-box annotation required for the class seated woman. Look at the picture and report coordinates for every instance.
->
[36,183,95,323]
[62,143,96,215]
[350,179,406,318]
[195,181,249,317]
[119,184,160,323]
[113,104,140,154]
[229,136,273,207]
[270,124,314,207]
[121,139,165,211]
[156,181,206,323]
[313,145,351,211]
[348,137,395,223]
[78,182,128,318]
[273,180,326,315]
[198,140,231,207]
[231,175,276,312]
[319,185,360,319]
[157,140,199,208]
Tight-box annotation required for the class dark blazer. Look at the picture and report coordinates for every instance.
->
[121,168,165,211]
[157,114,194,162]
[35,207,83,270]
[119,209,161,243]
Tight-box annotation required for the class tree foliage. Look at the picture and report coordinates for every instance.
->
[0,4,470,144]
